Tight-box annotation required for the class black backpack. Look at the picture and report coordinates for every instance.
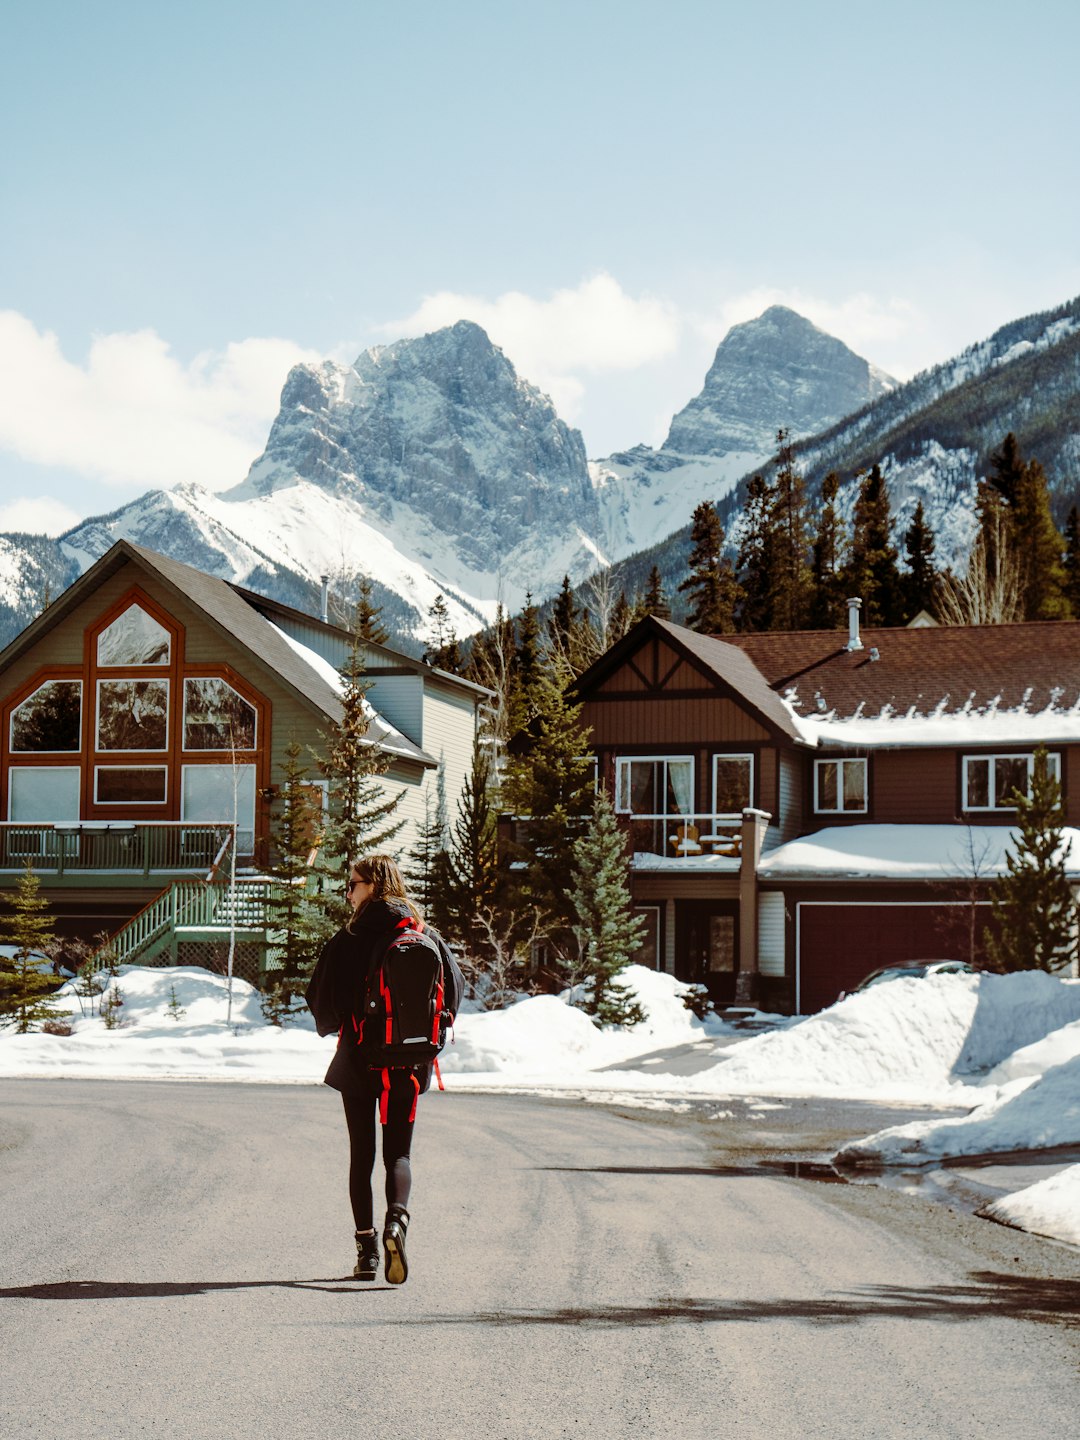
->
[359,917,451,1070]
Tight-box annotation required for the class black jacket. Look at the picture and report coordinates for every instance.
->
[305,899,465,1096]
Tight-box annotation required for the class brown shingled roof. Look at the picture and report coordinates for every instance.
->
[721,621,1080,717]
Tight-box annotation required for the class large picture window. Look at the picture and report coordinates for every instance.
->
[815,758,867,814]
[183,678,257,750]
[963,752,1060,811]
[96,680,169,752]
[712,754,753,817]
[181,764,256,854]
[8,766,80,821]
[10,680,82,752]
[615,757,694,817]
[96,603,171,666]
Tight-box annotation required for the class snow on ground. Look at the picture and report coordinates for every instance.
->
[983,1164,1080,1247]
[3,961,1080,1246]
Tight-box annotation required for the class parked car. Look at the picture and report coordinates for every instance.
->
[839,960,979,1000]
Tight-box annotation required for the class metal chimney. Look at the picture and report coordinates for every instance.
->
[846,596,864,652]
[320,574,330,624]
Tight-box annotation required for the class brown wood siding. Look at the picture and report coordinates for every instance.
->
[757,748,778,818]
[595,638,697,695]
[869,749,958,823]
[584,697,770,747]
[632,873,740,902]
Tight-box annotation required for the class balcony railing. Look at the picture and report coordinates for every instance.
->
[621,814,743,859]
[0,822,235,876]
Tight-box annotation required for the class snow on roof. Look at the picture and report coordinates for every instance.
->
[787,701,1080,749]
[268,623,435,766]
[757,823,1080,880]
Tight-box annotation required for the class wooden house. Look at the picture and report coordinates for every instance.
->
[574,603,1080,1013]
[0,540,489,978]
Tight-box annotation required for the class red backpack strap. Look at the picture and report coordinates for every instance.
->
[408,1072,420,1123]
[434,1056,445,1092]
[378,1067,391,1125]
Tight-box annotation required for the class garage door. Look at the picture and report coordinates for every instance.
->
[797,903,988,1014]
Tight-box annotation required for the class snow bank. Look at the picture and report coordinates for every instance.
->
[833,1053,1080,1166]
[984,1164,1080,1247]
[699,971,1080,1101]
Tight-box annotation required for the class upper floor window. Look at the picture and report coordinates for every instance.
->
[615,756,694,817]
[96,603,171,667]
[815,757,867,814]
[96,679,169,752]
[712,754,753,817]
[10,680,81,752]
[183,678,257,751]
[963,752,1060,811]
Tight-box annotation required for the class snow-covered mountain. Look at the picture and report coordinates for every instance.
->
[591,306,894,554]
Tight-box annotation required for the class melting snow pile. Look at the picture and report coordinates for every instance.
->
[983,1164,1080,1247]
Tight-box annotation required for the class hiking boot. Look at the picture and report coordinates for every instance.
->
[382,1205,410,1285]
[353,1230,379,1281]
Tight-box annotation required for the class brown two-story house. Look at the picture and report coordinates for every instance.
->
[574,604,1080,1013]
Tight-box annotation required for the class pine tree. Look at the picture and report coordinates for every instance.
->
[1011,453,1067,620]
[509,593,544,734]
[443,741,503,955]
[0,863,65,1033]
[407,762,453,933]
[609,590,634,641]
[902,500,938,620]
[569,792,647,1026]
[736,474,777,632]
[549,575,579,658]
[354,576,390,646]
[767,429,811,630]
[986,748,1079,974]
[1063,507,1080,618]
[808,472,847,628]
[263,739,330,1021]
[423,595,464,673]
[844,464,903,626]
[678,500,739,633]
[501,657,595,964]
[317,615,403,907]
[638,565,671,620]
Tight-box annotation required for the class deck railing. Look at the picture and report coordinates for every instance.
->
[0,822,235,875]
[622,814,743,859]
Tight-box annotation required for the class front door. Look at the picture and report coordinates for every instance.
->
[676,900,739,1004]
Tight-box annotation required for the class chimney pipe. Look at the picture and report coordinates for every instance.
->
[320,574,330,625]
[846,596,863,652]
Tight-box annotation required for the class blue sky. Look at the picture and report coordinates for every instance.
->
[2,0,1079,533]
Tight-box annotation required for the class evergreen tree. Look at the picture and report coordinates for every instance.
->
[423,595,464,672]
[902,500,938,620]
[767,429,811,630]
[317,615,403,908]
[639,565,671,619]
[263,739,331,1020]
[407,762,453,934]
[501,657,595,964]
[986,748,1079,974]
[509,593,544,734]
[444,741,503,954]
[549,575,579,658]
[569,793,647,1026]
[678,500,739,633]
[0,863,65,1033]
[808,472,847,628]
[844,464,903,626]
[354,576,390,645]
[609,590,634,641]
[466,604,517,744]
[736,474,777,631]
[1063,506,1080,617]
[1011,452,1067,620]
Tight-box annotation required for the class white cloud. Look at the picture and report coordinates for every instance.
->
[0,496,83,537]
[386,273,680,421]
[698,288,923,374]
[0,313,323,492]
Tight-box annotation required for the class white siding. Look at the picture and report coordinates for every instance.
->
[758,892,786,977]
[366,674,424,744]
[422,684,478,821]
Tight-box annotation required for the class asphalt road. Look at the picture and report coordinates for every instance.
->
[1,1081,1077,1440]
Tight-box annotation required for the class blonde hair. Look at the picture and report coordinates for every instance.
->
[346,854,422,931]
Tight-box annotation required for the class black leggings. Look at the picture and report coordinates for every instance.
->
[341,1071,418,1232]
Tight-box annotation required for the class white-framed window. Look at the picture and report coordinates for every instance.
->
[96,603,171,666]
[181,763,256,854]
[8,766,80,821]
[95,679,169,752]
[962,752,1060,811]
[712,753,753,817]
[615,756,694,817]
[94,766,168,805]
[182,678,257,751]
[10,680,82,753]
[814,757,867,814]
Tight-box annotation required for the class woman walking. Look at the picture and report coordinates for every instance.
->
[306,854,463,1283]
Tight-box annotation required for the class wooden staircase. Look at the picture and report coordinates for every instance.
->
[94,879,277,972]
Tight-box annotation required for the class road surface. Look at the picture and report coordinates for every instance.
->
[1,1081,1077,1439]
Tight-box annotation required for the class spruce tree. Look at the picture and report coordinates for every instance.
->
[987,748,1079,974]
[407,762,453,933]
[845,464,903,626]
[736,474,777,632]
[1063,507,1080,618]
[767,429,811,630]
[354,576,390,645]
[0,863,65,1033]
[1011,453,1067,620]
[317,615,403,909]
[808,472,847,628]
[902,500,938,620]
[569,793,647,1026]
[678,500,739,633]
[424,595,464,673]
[609,590,634,641]
[509,593,544,735]
[549,576,579,659]
[264,739,331,1021]
[639,565,671,620]
[501,656,595,964]
[443,741,503,955]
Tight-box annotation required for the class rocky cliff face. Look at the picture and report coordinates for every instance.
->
[662,305,894,457]
[237,320,596,573]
